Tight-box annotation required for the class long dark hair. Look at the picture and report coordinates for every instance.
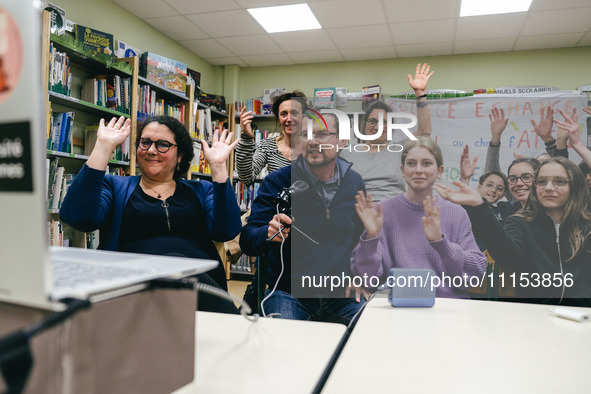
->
[137,116,194,179]
[516,157,591,261]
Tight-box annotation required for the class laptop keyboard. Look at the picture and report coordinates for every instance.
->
[52,260,149,288]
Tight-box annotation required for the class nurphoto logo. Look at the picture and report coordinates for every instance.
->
[304,108,417,152]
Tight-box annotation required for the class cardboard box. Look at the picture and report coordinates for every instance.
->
[140,52,187,93]
[0,288,197,393]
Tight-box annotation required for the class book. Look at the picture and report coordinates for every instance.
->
[44,2,67,35]
[187,68,201,92]
[314,87,336,109]
[57,112,74,152]
[47,157,60,207]
[84,125,99,156]
[362,85,381,110]
[116,39,141,58]
[106,75,117,110]
[263,88,285,105]
[74,24,114,59]
[139,52,187,93]
[51,166,65,210]
[336,87,348,107]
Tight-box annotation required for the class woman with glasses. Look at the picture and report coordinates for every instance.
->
[340,63,434,202]
[350,137,486,299]
[235,91,307,185]
[434,157,591,306]
[60,116,242,313]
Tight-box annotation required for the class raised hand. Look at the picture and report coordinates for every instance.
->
[489,107,508,145]
[459,145,477,185]
[87,116,131,170]
[421,196,442,242]
[97,116,131,151]
[530,105,554,143]
[201,128,239,182]
[239,106,254,138]
[407,63,434,96]
[433,181,484,207]
[583,106,591,116]
[354,191,383,239]
[555,108,582,148]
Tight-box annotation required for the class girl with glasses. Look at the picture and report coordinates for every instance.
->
[434,157,591,306]
[350,137,486,299]
[60,116,242,313]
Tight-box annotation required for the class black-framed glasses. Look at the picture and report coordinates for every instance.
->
[534,176,569,189]
[298,131,338,142]
[483,182,505,193]
[137,138,177,153]
[366,118,387,127]
[508,173,533,185]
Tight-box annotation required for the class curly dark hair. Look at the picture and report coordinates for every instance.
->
[271,90,308,119]
[137,116,194,179]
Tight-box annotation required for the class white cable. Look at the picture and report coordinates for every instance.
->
[260,203,286,318]
[196,282,258,322]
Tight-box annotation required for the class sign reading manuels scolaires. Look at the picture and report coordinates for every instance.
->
[0,121,33,192]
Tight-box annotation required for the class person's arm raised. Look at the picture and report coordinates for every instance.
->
[407,63,434,137]
[87,116,131,171]
[201,128,239,183]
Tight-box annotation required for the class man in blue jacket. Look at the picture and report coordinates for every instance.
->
[240,112,367,325]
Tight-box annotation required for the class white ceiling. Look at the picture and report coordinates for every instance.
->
[112,0,591,67]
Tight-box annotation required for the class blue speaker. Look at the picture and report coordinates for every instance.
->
[387,268,436,307]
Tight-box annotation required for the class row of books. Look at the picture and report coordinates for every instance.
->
[46,157,73,210]
[48,42,72,96]
[81,75,132,114]
[83,125,130,162]
[193,108,217,142]
[230,254,254,273]
[253,129,270,147]
[234,181,260,211]
[48,219,99,249]
[48,219,65,247]
[137,84,186,122]
[46,157,128,213]
[190,141,211,175]
[47,111,74,152]
[234,99,268,115]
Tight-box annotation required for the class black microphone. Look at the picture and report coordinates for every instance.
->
[266,180,309,242]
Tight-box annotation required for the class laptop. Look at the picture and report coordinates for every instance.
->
[0,2,217,310]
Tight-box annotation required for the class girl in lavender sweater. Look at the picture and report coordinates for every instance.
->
[350,137,486,298]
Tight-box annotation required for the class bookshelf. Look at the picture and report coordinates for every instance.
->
[39,11,233,271]
[41,11,139,248]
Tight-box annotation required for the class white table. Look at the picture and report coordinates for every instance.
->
[174,312,346,394]
[323,298,591,394]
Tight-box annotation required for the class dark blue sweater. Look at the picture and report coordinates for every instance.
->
[240,156,365,297]
[60,164,242,252]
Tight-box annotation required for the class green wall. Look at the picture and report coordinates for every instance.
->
[238,47,591,102]
[50,0,223,93]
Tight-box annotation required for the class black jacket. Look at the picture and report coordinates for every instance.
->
[465,202,591,306]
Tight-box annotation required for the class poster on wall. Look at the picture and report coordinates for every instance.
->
[385,91,587,185]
